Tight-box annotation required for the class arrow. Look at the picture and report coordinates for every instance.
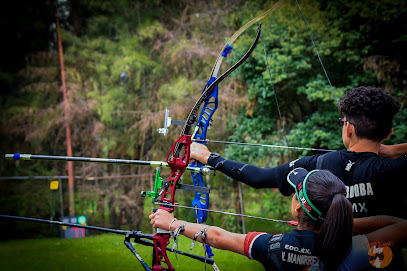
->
[5,153,213,175]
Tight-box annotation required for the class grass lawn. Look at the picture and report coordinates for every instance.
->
[0,233,264,271]
[1,226,405,270]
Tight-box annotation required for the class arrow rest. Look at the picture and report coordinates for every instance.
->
[141,167,164,201]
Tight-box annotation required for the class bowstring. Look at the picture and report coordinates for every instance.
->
[193,139,335,152]
[260,27,293,161]
[155,201,296,225]
[295,0,339,104]
[257,1,341,162]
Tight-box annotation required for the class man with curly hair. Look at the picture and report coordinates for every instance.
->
[192,86,406,217]
[191,86,407,269]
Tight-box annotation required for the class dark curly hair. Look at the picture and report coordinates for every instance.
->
[338,86,400,141]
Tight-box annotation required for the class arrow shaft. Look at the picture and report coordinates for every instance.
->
[5,154,213,174]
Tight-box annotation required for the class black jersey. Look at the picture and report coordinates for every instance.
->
[208,150,407,218]
[244,230,370,271]
[244,230,318,271]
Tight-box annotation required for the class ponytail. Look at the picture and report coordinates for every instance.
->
[298,170,353,271]
[315,193,353,271]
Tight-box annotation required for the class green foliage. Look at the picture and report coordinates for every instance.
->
[225,0,407,165]
[157,77,196,105]
[388,108,407,144]
[298,74,343,102]
[288,111,344,153]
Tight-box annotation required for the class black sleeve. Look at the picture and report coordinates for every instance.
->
[207,155,318,196]
[389,155,407,176]
[387,156,407,192]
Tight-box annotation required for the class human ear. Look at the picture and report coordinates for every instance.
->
[345,121,355,138]
[382,128,393,141]
[295,203,302,213]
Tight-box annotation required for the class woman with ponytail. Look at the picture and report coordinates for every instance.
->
[150,168,407,270]
[287,169,353,270]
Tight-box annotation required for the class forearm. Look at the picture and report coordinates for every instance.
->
[355,216,407,250]
[169,219,246,255]
[353,215,405,234]
[207,156,293,195]
[190,142,293,193]
[379,143,407,159]
[208,156,268,188]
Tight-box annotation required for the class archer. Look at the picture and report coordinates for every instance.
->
[150,168,407,270]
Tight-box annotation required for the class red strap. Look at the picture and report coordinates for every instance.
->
[244,232,265,259]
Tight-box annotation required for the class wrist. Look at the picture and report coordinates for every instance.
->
[169,219,185,231]
[203,153,211,164]
[207,152,221,163]
[168,218,177,231]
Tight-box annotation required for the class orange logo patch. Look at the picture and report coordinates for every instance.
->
[368,243,392,268]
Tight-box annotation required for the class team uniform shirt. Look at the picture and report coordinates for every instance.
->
[208,150,407,218]
[244,230,370,271]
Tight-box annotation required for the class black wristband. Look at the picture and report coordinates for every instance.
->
[209,152,221,160]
